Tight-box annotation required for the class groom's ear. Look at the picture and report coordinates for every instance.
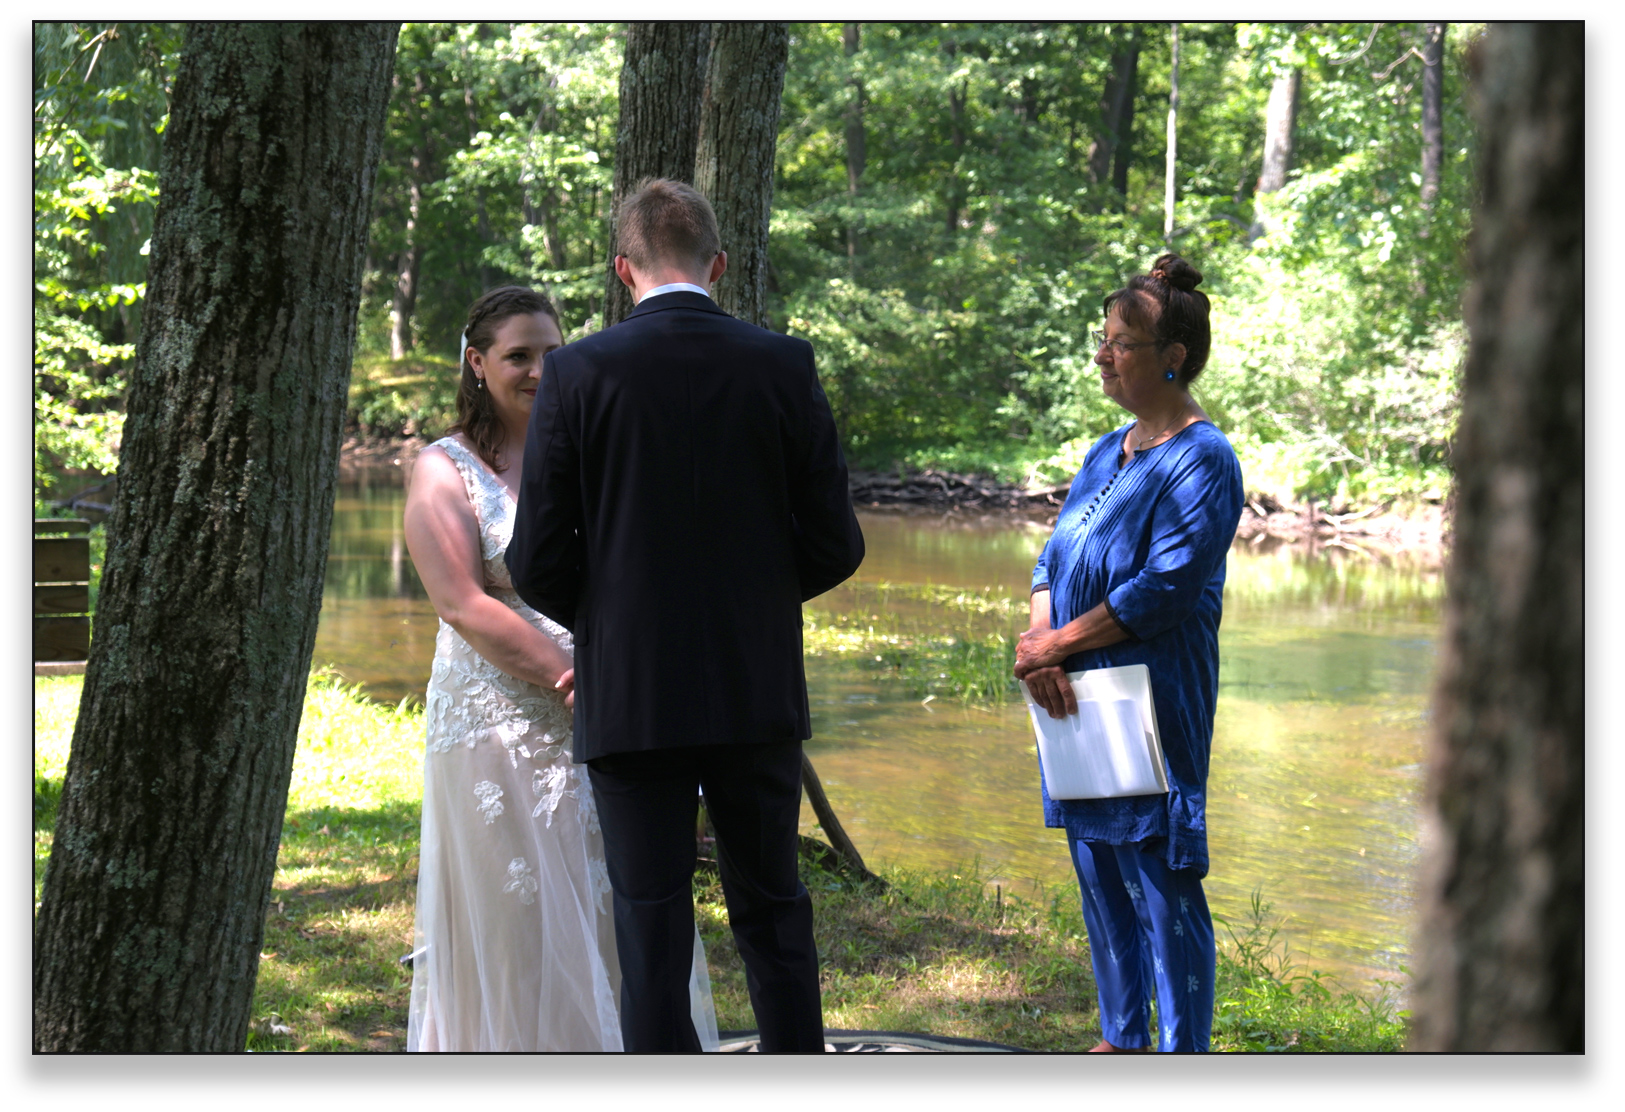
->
[708,251,727,286]
[613,255,638,292]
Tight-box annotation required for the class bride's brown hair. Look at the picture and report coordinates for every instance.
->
[446,285,561,471]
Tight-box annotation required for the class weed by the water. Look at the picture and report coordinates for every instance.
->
[1211,889,1406,1052]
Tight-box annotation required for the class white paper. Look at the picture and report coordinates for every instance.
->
[1020,663,1169,799]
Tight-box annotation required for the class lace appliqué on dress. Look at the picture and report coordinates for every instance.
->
[473,781,504,824]
[503,857,539,904]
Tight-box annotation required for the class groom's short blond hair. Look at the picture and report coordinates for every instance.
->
[615,178,721,273]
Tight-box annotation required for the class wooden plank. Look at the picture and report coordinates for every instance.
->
[34,518,91,535]
[35,661,87,676]
[34,584,90,615]
[34,537,90,584]
[35,616,89,662]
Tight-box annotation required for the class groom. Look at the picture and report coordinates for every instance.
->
[507,178,865,1052]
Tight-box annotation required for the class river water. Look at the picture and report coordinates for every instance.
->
[314,468,1440,991]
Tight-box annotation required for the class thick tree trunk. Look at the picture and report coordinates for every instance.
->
[1087,28,1139,195]
[1411,21,1582,1053]
[843,23,864,267]
[695,22,788,329]
[601,22,711,330]
[1420,23,1447,212]
[32,21,398,1052]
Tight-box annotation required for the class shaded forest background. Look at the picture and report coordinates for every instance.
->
[36,21,1475,510]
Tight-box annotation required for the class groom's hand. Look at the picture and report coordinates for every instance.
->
[554,667,575,709]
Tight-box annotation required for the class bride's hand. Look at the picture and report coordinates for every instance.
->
[554,667,575,709]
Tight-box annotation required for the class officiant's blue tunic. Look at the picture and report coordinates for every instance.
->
[1030,420,1244,878]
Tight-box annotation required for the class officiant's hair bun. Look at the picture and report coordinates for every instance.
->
[1102,253,1212,384]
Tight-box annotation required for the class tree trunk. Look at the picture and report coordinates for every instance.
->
[695,22,789,329]
[391,71,430,359]
[1087,27,1139,195]
[463,71,497,288]
[1255,68,1300,196]
[1420,23,1447,212]
[1411,21,1582,1053]
[1163,23,1179,243]
[601,22,712,330]
[390,167,422,358]
[945,79,967,235]
[32,21,398,1053]
[843,23,864,267]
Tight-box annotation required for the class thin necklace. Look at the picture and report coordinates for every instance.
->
[1130,397,1192,453]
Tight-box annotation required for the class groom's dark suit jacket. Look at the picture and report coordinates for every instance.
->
[507,291,865,763]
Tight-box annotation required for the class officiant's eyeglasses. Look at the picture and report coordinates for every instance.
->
[1091,330,1160,357]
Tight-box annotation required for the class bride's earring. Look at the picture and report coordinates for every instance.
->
[476,377,485,390]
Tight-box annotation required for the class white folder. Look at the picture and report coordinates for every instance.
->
[1020,663,1169,800]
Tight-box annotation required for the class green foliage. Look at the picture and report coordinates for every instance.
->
[33,23,180,498]
[347,356,461,439]
[33,22,1476,510]
[1212,889,1406,1052]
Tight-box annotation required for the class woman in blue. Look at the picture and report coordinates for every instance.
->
[1014,254,1243,1052]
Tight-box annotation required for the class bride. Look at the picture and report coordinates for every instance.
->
[402,286,717,1052]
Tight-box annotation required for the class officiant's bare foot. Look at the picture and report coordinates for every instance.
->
[1088,1039,1151,1053]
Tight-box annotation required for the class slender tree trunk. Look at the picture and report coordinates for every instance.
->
[1420,23,1447,213]
[1163,23,1179,243]
[696,22,788,329]
[1087,27,1139,195]
[843,22,865,268]
[390,165,422,358]
[945,79,967,235]
[1256,68,1300,195]
[1411,21,1582,1053]
[463,72,496,288]
[32,20,398,1053]
[391,71,429,359]
[601,22,711,330]
[1111,41,1138,198]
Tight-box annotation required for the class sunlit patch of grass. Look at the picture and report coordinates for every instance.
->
[696,859,1104,1051]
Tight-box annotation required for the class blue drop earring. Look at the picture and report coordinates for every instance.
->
[1164,369,1177,381]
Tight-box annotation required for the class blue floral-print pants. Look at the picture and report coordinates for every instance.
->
[1069,836,1215,1052]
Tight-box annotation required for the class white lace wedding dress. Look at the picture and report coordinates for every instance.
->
[406,436,718,1052]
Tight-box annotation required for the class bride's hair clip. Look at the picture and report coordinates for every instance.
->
[458,332,468,368]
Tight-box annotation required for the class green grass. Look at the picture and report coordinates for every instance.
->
[35,673,1405,1052]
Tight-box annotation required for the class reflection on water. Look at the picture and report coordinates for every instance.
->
[315,471,1439,989]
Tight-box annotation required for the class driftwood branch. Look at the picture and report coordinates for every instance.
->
[801,753,884,886]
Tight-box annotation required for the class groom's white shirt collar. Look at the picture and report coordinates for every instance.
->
[637,282,711,303]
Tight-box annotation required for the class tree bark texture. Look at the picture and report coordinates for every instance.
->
[1256,67,1300,196]
[1087,28,1140,196]
[1420,23,1447,211]
[32,21,399,1052]
[843,23,865,266]
[601,22,711,330]
[696,22,789,329]
[1411,21,1582,1053]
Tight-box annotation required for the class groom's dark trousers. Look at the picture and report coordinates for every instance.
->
[506,291,865,1052]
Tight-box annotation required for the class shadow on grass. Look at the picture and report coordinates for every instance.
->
[248,800,423,1053]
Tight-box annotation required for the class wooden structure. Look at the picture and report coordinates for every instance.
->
[35,519,92,667]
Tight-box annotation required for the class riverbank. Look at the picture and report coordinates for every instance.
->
[37,671,1406,1052]
[340,434,1450,565]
